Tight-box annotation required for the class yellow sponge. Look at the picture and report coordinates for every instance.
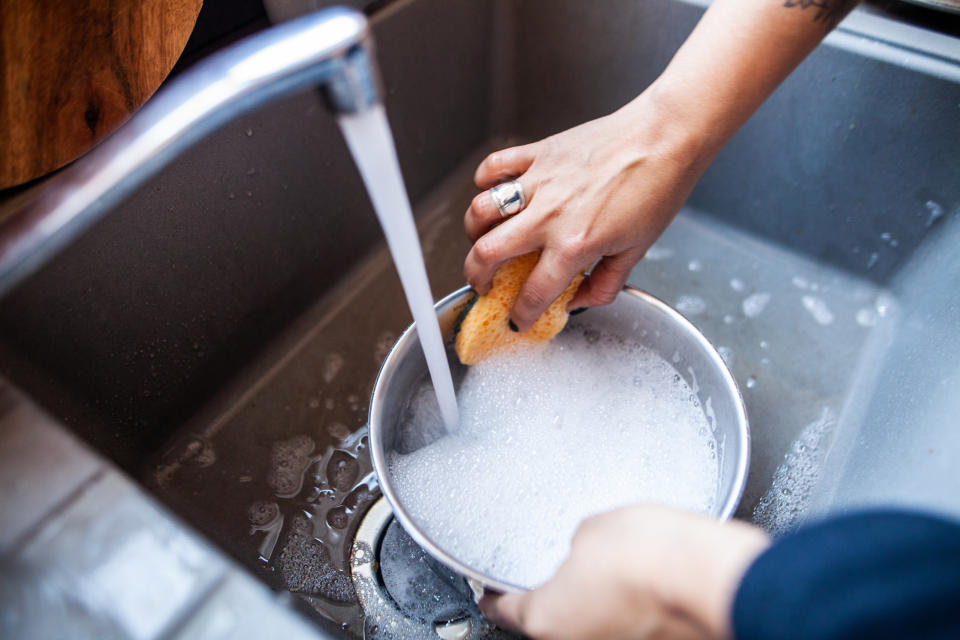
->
[455,251,584,365]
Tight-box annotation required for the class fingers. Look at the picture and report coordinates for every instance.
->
[464,175,535,242]
[474,144,538,189]
[479,592,528,635]
[511,250,586,332]
[481,569,588,640]
[463,213,542,295]
[567,249,644,310]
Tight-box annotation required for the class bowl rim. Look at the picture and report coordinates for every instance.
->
[369,284,750,593]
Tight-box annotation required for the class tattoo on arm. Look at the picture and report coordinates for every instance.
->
[782,0,859,30]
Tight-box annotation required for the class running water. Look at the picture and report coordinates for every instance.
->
[338,106,459,429]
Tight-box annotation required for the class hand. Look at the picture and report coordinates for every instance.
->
[463,0,854,333]
[463,87,712,332]
[479,506,769,640]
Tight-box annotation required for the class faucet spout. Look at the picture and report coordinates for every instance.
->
[0,7,382,297]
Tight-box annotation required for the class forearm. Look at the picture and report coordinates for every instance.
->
[627,0,859,164]
[733,510,960,639]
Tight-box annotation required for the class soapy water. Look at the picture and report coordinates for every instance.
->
[752,407,836,537]
[742,292,771,318]
[801,295,835,326]
[675,294,707,316]
[388,323,719,589]
[248,429,378,610]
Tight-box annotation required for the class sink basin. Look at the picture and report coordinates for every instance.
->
[1,0,957,637]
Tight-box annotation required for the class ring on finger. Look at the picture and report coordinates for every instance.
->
[490,180,526,218]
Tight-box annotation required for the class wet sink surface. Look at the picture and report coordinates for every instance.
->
[147,152,901,634]
[628,212,898,526]
[147,162,480,635]
[1,0,957,637]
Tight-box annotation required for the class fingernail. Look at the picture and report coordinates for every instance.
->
[569,307,588,316]
[508,319,519,332]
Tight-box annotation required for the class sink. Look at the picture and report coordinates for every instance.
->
[1,0,958,637]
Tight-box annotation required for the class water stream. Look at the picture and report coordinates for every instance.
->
[338,106,459,430]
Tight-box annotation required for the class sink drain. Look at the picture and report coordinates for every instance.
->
[351,497,511,640]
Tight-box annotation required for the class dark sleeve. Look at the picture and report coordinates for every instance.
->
[732,509,960,640]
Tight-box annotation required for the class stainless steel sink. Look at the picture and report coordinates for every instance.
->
[1,0,958,638]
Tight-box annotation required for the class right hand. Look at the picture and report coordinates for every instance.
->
[463,87,714,332]
[479,505,770,640]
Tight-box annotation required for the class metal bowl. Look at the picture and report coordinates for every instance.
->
[369,285,750,593]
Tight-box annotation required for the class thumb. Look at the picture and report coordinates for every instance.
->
[479,591,528,634]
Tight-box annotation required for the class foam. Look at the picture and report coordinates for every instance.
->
[742,292,771,318]
[267,435,315,498]
[801,295,835,325]
[388,324,719,589]
[753,407,836,537]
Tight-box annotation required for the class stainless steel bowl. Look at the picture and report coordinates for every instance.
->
[369,285,750,593]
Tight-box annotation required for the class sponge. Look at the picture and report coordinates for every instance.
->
[455,251,584,365]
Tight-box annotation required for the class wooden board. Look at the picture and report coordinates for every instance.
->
[0,0,203,189]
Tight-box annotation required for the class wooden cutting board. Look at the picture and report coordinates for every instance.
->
[0,0,203,189]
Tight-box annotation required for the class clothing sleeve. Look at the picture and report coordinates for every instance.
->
[732,509,960,640]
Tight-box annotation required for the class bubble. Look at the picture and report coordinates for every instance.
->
[327,451,360,491]
[717,346,735,367]
[801,296,835,325]
[322,352,345,383]
[344,485,376,512]
[326,422,351,440]
[644,244,674,260]
[180,436,216,467]
[856,307,878,327]
[267,435,315,498]
[277,514,355,601]
[326,506,349,530]
[675,295,707,316]
[925,200,944,227]
[247,501,279,526]
[742,292,771,318]
[374,331,397,364]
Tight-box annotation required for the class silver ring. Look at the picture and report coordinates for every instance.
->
[490,180,526,218]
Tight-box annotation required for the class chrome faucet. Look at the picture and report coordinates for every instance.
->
[0,7,381,296]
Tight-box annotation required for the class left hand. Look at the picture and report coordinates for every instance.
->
[478,505,770,640]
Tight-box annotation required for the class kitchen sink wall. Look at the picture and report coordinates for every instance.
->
[0,0,957,517]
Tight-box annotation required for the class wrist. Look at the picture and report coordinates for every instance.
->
[683,520,770,639]
[615,79,725,180]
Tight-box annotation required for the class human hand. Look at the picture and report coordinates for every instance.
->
[479,506,769,640]
[463,88,714,332]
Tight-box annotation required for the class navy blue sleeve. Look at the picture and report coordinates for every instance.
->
[732,510,960,640]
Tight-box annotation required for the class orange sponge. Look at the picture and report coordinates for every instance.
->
[455,251,584,365]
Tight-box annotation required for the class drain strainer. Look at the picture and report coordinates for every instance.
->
[350,497,511,640]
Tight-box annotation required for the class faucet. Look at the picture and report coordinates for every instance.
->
[0,7,381,297]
